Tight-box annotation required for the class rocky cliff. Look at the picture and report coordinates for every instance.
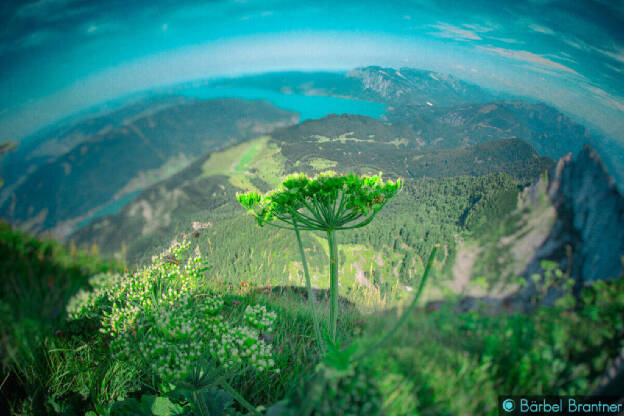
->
[524,144,624,284]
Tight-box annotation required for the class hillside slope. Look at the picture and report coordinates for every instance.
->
[0,98,298,236]
[272,114,552,181]
[70,116,552,295]
[3,68,607,239]
[385,101,594,162]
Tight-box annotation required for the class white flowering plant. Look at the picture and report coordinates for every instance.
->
[244,304,277,330]
[66,239,279,400]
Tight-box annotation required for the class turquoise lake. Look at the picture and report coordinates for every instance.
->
[169,86,388,121]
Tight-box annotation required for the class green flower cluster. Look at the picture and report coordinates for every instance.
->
[244,304,277,330]
[66,239,279,386]
[237,171,403,344]
[237,171,403,228]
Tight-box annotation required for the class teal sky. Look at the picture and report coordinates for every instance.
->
[0,0,623,146]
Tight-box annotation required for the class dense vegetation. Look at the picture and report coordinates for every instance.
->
[71,172,522,309]
[1,217,623,415]
[2,96,620,416]
[71,124,547,300]
[0,221,122,413]
[273,115,552,181]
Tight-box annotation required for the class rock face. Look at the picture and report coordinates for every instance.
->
[525,144,624,283]
[346,66,494,106]
[432,145,623,316]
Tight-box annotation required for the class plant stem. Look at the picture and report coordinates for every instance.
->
[327,229,339,342]
[292,216,325,356]
[220,380,261,416]
[354,244,438,361]
[193,390,210,416]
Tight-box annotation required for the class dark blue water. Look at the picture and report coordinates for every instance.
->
[169,86,387,121]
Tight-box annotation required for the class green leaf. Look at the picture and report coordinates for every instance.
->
[322,333,359,373]
[110,398,147,415]
[110,395,185,416]
[150,396,185,416]
[189,387,235,416]
[540,260,557,272]
[474,276,488,288]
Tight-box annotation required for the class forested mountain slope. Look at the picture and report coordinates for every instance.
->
[70,114,552,298]
[211,67,606,175]
[0,98,298,236]
[2,68,607,240]
[385,101,595,162]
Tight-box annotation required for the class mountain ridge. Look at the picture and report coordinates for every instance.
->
[1,67,617,253]
[346,66,497,106]
[0,98,298,236]
[209,66,497,106]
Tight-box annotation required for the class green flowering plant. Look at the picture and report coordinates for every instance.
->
[528,260,575,308]
[237,172,402,229]
[237,171,403,343]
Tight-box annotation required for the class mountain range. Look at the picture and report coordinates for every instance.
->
[211,67,623,183]
[0,66,622,301]
[70,118,552,263]
[211,66,497,106]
